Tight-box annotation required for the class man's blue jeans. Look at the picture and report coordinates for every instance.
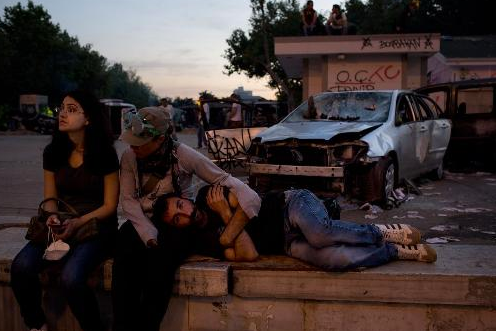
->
[11,239,108,331]
[284,189,398,270]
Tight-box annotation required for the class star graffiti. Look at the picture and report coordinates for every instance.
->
[361,37,373,50]
[424,35,434,49]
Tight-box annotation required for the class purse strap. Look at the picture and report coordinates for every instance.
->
[46,226,56,245]
[39,197,79,217]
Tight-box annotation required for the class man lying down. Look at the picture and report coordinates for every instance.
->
[152,185,436,271]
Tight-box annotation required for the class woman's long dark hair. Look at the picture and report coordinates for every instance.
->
[44,90,115,174]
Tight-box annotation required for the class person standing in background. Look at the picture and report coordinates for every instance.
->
[227,94,243,129]
[159,98,177,140]
[196,97,210,148]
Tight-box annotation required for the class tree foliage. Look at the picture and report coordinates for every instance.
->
[198,90,217,100]
[224,0,303,109]
[344,0,496,35]
[0,1,157,114]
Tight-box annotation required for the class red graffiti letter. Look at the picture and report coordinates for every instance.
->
[368,66,385,82]
[384,65,400,80]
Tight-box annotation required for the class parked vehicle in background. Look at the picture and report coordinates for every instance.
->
[18,94,56,134]
[416,78,496,169]
[248,90,451,203]
[99,99,136,136]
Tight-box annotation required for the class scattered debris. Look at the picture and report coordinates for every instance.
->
[426,236,460,244]
[418,186,435,190]
[405,210,425,219]
[392,215,406,219]
[475,172,492,176]
[359,203,372,210]
[404,179,421,195]
[360,203,383,214]
[423,192,441,196]
[361,203,384,219]
[426,237,448,244]
[392,188,407,201]
[468,227,481,232]
[440,207,493,213]
[430,225,460,231]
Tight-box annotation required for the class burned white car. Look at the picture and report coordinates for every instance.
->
[248,91,451,202]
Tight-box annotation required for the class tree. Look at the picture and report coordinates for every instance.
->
[0,1,158,115]
[172,97,195,107]
[198,90,216,100]
[344,0,496,35]
[224,0,303,110]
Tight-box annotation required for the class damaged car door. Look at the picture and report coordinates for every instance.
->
[414,95,451,177]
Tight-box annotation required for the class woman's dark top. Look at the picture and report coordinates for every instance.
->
[43,147,120,235]
[192,186,287,258]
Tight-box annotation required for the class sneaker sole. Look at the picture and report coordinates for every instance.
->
[419,244,437,263]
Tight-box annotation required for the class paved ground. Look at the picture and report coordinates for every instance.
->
[0,130,495,245]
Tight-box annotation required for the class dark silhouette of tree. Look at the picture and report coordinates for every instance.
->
[344,0,496,35]
[0,1,158,117]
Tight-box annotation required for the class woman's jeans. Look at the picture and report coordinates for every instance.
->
[284,189,398,270]
[11,239,109,331]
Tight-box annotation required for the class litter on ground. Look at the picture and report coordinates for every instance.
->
[426,236,460,244]
[430,225,460,231]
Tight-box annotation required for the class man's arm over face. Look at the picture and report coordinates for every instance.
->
[176,144,261,219]
[206,186,258,261]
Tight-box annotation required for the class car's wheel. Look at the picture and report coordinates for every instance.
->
[381,157,396,204]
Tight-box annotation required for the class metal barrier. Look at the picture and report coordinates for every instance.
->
[205,127,267,170]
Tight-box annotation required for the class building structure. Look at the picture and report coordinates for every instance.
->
[427,35,496,84]
[274,33,441,99]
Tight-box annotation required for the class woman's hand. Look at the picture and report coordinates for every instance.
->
[207,185,230,216]
[54,218,81,241]
[46,214,61,227]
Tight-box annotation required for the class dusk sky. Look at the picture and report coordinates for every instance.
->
[0,0,319,100]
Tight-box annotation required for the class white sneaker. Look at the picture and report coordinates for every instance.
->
[375,223,421,245]
[30,324,48,331]
[394,244,437,263]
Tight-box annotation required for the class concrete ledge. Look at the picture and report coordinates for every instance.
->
[231,246,496,307]
[2,227,496,306]
[2,226,496,330]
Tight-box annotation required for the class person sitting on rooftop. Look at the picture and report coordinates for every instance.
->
[302,0,318,36]
[326,4,347,35]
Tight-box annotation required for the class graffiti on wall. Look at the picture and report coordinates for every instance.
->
[453,68,496,81]
[361,34,434,51]
[328,65,401,92]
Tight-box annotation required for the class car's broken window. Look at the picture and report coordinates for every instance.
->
[285,92,392,123]
[457,87,494,115]
[396,95,416,124]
